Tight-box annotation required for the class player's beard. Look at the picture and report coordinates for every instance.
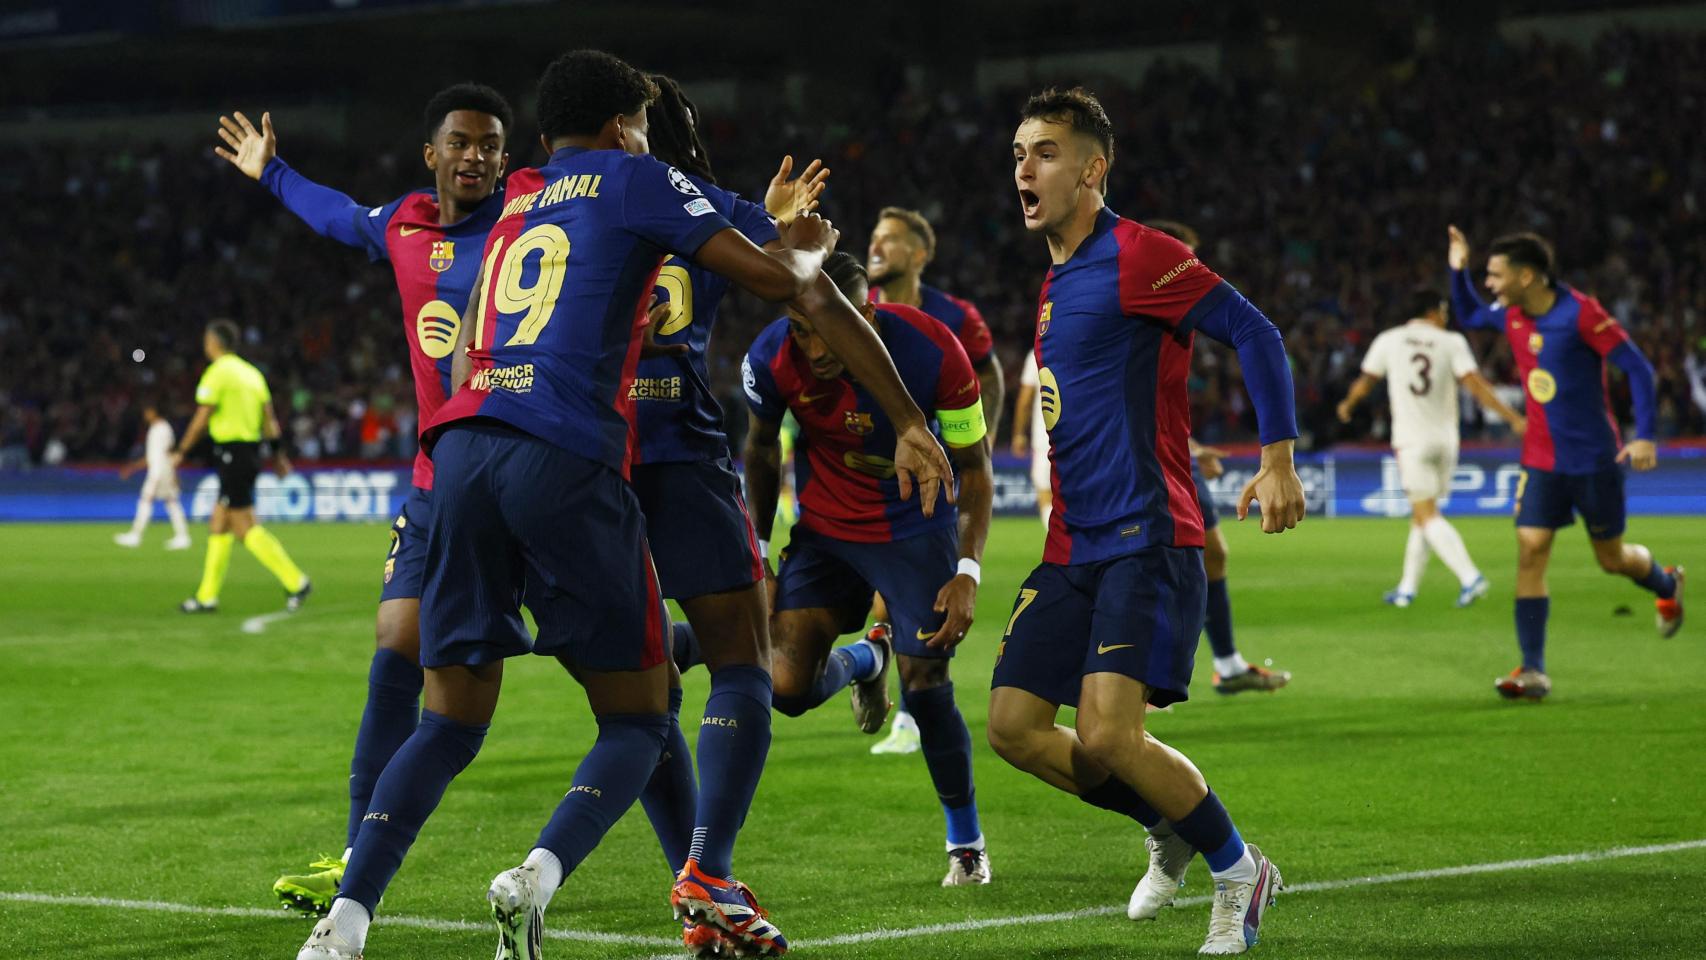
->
[867,263,904,287]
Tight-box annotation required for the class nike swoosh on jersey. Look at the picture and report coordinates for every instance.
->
[798,390,831,404]
[398,225,424,236]
[1096,642,1135,654]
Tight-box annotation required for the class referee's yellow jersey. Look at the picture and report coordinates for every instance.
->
[195,354,271,443]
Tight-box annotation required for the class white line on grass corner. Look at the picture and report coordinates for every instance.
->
[240,611,297,635]
[5,838,1703,954]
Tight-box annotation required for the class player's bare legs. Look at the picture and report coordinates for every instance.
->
[1589,534,1685,637]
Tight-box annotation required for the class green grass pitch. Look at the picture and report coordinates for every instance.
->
[1,515,1702,959]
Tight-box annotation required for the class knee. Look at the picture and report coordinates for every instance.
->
[1517,540,1549,569]
[986,717,1038,768]
[375,607,421,661]
[1076,716,1144,771]
[1594,549,1626,575]
[771,691,809,718]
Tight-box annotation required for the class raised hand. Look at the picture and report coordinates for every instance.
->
[215,111,276,181]
[764,155,831,225]
[1447,224,1470,271]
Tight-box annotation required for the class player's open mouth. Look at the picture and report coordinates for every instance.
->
[455,170,483,186]
[1019,189,1040,218]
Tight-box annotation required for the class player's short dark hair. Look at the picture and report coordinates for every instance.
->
[537,50,659,142]
[824,251,868,301]
[1020,86,1116,168]
[1145,219,1200,250]
[206,319,240,351]
[422,83,514,143]
[877,207,936,262]
[647,74,716,184]
[1488,232,1556,280]
[1407,285,1446,321]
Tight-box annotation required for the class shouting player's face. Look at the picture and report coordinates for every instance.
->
[1013,117,1104,235]
[426,110,508,209]
[867,217,925,286]
[1484,254,1536,305]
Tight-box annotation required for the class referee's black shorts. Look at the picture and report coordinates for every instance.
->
[212,442,261,509]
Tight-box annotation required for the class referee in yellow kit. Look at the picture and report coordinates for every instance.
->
[173,319,311,613]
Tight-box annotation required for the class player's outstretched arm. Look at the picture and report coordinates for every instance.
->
[1459,370,1526,436]
[1447,226,1503,330]
[931,438,993,650]
[694,213,836,303]
[1237,439,1307,533]
[216,110,372,250]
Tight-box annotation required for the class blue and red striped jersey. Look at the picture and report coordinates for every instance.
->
[871,283,994,366]
[632,174,777,464]
[427,148,736,476]
[742,303,979,543]
[1034,209,1227,564]
[1477,284,1631,474]
[353,191,501,490]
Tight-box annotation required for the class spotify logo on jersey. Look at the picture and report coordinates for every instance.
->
[1526,368,1557,404]
[1039,366,1061,429]
[416,300,462,359]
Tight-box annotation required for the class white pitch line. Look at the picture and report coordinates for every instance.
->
[240,611,297,635]
[6,838,1703,954]
[0,891,676,947]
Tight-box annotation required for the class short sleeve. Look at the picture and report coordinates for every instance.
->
[742,342,786,423]
[727,194,780,248]
[1360,332,1390,377]
[1116,223,1225,330]
[255,370,273,406]
[954,300,994,366]
[194,367,220,407]
[1577,297,1632,357]
[622,156,738,259]
[1448,333,1479,379]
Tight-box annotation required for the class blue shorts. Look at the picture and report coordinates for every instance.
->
[631,458,763,600]
[773,525,960,659]
[1514,464,1627,540]
[1192,461,1219,531]
[991,546,1206,708]
[379,486,432,603]
[419,421,668,671]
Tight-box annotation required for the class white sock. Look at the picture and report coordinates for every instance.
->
[1210,845,1259,885]
[1422,516,1480,587]
[127,499,150,537]
[946,833,986,852]
[525,847,563,908]
[166,499,189,539]
[1398,525,1429,595]
[1212,654,1250,677]
[855,638,886,681]
[327,897,371,947]
[892,708,918,733]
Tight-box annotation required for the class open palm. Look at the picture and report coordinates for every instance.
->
[215,111,276,181]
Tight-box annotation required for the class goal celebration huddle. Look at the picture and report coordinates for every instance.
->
[182,46,1684,960]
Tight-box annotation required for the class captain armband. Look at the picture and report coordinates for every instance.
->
[935,403,987,448]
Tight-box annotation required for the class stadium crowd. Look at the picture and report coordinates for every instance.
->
[3,27,1702,468]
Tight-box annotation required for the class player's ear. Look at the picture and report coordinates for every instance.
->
[422,142,437,172]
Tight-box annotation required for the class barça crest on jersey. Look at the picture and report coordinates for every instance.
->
[844,411,874,435]
[429,241,455,273]
[1528,332,1543,354]
[1038,300,1053,337]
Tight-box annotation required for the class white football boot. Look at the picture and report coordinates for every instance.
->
[1128,829,1193,920]
[1199,844,1282,955]
[488,863,547,960]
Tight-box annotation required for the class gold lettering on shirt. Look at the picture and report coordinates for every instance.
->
[1152,258,1201,291]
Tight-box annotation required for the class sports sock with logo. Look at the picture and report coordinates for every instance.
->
[638,686,697,874]
[903,682,980,846]
[196,532,234,604]
[340,708,487,914]
[345,648,424,849]
[243,524,306,592]
[1516,596,1549,672]
[689,665,772,878]
[535,712,669,879]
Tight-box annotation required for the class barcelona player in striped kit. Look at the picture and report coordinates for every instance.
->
[295,51,951,960]
[214,85,512,913]
[990,88,1306,955]
[1448,227,1684,699]
[743,252,995,886]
